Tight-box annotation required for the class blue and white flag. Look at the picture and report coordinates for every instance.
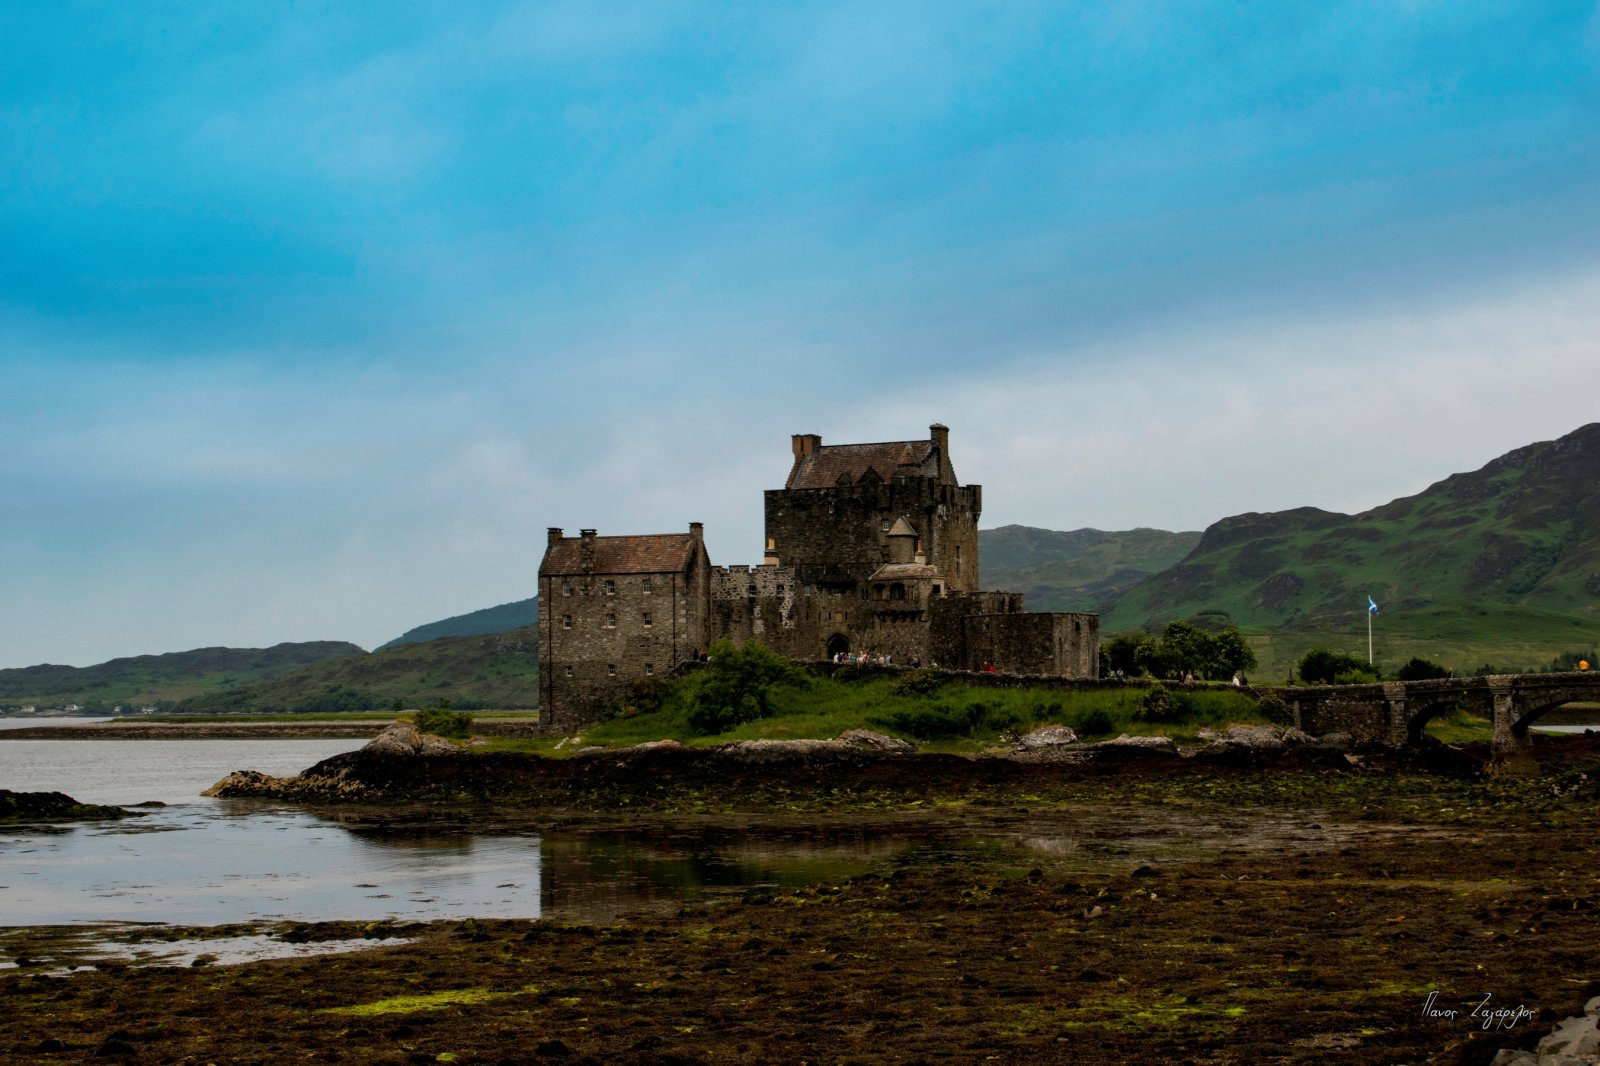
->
[1367,596,1379,615]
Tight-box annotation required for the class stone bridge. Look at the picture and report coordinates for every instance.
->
[1266,672,1600,775]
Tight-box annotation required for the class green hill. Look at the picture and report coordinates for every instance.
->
[0,642,366,712]
[172,626,541,714]
[377,597,539,651]
[981,525,1201,612]
[1101,423,1600,673]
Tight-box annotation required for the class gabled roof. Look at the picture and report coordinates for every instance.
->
[786,440,940,490]
[540,533,698,576]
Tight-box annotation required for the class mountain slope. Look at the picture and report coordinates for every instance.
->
[0,642,366,711]
[980,525,1201,613]
[377,598,539,651]
[1105,422,1600,634]
[173,627,540,714]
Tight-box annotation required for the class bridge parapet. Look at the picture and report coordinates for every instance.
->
[1259,671,1600,774]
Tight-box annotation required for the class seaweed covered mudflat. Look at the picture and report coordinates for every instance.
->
[4,735,1599,1064]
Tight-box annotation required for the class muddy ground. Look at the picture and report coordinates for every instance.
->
[4,737,1599,1064]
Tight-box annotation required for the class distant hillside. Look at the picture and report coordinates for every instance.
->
[981,525,1202,613]
[377,598,539,651]
[1105,422,1600,637]
[0,642,366,712]
[174,626,540,714]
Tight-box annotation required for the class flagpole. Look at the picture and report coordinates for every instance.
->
[1368,606,1373,665]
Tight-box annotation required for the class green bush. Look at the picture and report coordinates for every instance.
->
[1297,648,1368,685]
[891,670,945,697]
[685,638,808,735]
[1396,657,1450,681]
[1134,685,1189,724]
[414,705,473,739]
[871,700,1023,741]
[1075,708,1114,736]
[603,678,670,722]
[1255,691,1291,726]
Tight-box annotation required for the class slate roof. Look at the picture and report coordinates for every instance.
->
[868,562,945,582]
[786,440,940,490]
[540,533,697,576]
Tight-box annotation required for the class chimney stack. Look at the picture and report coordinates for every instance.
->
[689,521,704,544]
[579,529,597,574]
[547,527,564,547]
[791,433,822,459]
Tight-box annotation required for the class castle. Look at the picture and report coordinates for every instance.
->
[538,424,1100,729]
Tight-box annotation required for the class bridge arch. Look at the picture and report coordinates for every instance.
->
[1404,697,1475,746]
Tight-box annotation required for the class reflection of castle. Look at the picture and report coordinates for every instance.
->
[538,425,1099,729]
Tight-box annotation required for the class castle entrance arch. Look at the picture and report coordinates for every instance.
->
[826,634,850,660]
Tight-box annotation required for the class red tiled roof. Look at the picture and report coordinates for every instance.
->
[786,440,939,490]
[540,533,697,575]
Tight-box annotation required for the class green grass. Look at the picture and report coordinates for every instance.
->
[553,673,1267,752]
[1238,605,1599,682]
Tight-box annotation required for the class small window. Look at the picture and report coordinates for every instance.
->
[563,583,573,597]
[564,665,573,677]
[562,614,572,629]
[607,663,616,677]
[646,663,654,676]
[605,613,616,629]
[880,519,890,532]
[776,584,785,597]
[643,611,653,627]
[605,579,616,595]
[642,576,653,592]
[747,584,757,598]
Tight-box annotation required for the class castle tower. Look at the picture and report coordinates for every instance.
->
[762,423,981,593]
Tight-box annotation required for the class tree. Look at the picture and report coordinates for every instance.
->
[1297,648,1368,685]
[685,638,808,735]
[1396,657,1449,681]
[1102,633,1154,677]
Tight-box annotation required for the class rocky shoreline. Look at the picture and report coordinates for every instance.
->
[0,789,141,824]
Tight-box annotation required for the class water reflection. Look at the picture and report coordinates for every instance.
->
[0,804,905,928]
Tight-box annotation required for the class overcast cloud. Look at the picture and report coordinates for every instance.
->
[2,2,1597,667]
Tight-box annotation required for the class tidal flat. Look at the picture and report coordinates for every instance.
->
[4,737,1599,1064]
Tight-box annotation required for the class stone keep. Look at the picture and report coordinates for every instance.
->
[538,424,1099,728]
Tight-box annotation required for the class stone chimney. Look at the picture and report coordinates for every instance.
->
[930,423,952,483]
[579,529,597,574]
[791,433,822,459]
[689,521,704,545]
[547,527,564,547]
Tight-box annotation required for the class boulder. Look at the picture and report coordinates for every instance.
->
[361,722,460,757]
[838,729,917,753]
[1085,734,1178,757]
[1016,725,1078,752]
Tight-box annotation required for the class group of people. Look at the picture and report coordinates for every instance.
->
[833,650,894,665]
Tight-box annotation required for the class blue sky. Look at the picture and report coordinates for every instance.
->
[3,2,1599,668]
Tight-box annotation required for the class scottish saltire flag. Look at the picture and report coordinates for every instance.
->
[1368,596,1379,615]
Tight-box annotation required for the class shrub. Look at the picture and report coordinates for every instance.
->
[891,670,946,698]
[1396,657,1450,681]
[685,638,808,735]
[1255,691,1292,726]
[872,700,1023,742]
[1332,668,1379,685]
[603,678,670,722]
[1134,685,1188,724]
[414,706,473,739]
[1297,648,1368,685]
[1075,708,1114,736]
